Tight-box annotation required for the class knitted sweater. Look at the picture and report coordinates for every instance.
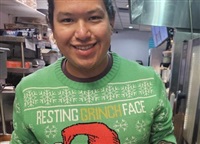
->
[10,53,176,144]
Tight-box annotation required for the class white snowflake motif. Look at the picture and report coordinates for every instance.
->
[79,90,99,103]
[15,101,21,113]
[23,140,36,144]
[45,125,57,138]
[158,112,166,121]
[141,131,149,143]
[158,99,164,107]
[40,90,57,105]
[24,90,38,107]
[152,122,163,131]
[156,99,164,112]
[121,83,137,98]
[13,122,17,129]
[12,132,19,141]
[161,89,167,97]
[58,89,77,104]
[123,136,137,144]
[42,140,50,144]
[150,108,155,118]
[102,85,119,101]
[22,123,29,133]
[113,119,128,132]
[136,120,146,132]
[138,81,153,96]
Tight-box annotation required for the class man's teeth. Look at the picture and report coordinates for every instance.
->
[75,45,93,50]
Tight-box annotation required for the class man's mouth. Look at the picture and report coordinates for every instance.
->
[73,43,96,51]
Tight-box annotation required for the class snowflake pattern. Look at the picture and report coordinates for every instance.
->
[113,119,128,132]
[14,75,174,144]
[45,125,57,138]
[156,99,164,112]
[123,136,137,144]
[24,90,38,107]
[40,90,57,105]
[15,100,21,113]
[141,131,149,143]
[58,89,77,104]
[23,79,156,109]
[79,90,99,103]
[13,131,36,144]
[158,111,167,121]
[12,132,19,141]
[121,84,137,98]
[138,81,153,96]
[13,122,17,129]
[102,85,119,100]
[161,88,167,97]
[150,108,154,118]
[152,122,163,131]
[23,140,36,144]
[136,120,146,132]
[43,140,50,144]
[22,123,29,133]
[158,99,164,107]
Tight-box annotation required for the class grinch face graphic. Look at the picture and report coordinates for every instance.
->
[55,122,120,144]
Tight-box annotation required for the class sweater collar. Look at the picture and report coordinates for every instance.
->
[54,52,120,90]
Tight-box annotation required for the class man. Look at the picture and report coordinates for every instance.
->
[10,0,177,143]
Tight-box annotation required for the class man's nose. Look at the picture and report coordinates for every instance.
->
[74,21,91,41]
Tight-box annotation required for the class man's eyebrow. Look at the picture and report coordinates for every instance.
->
[87,8,105,15]
[57,12,72,18]
[57,8,105,18]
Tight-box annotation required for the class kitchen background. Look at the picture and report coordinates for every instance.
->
[1,0,200,143]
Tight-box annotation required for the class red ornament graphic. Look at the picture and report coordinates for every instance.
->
[62,122,120,144]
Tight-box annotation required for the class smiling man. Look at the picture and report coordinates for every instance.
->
[10,0,177,144]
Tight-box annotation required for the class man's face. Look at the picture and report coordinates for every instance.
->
[53,0,114,77]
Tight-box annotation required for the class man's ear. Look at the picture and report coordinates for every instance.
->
[110,18,115,29]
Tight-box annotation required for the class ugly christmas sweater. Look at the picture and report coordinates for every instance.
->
[10,53,176,144]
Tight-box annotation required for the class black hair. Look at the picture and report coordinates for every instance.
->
[47,0,115,30]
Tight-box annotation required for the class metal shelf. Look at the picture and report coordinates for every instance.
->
[0,36,26,71]
[0,0,45,19]
[0,36,45,74]
[0,36,25,43]
[0,36,40,43]
[7,66,44,74]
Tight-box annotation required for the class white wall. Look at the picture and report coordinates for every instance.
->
[111,29,151,66]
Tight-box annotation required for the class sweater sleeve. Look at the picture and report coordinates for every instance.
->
[10,84,39,144]
[149,73,177,144]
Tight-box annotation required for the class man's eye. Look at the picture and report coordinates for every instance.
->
[61,18,73,23]
[89,16,102,21]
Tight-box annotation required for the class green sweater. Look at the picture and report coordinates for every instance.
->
[10,53,176,144]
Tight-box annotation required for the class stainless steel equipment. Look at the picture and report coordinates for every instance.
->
[182,38,200,144]
[129,0,200,29]
[128,1,200,143]
[0,48,9,81]
[0,89,15,134]
[0,47,14,135]
[0,48,8,135]
[169,31,200,96]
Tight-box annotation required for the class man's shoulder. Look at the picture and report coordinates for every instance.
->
[17,58,63,87]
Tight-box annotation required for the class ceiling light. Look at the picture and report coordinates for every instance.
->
[126,4,129,8]
[129,26,133,29]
